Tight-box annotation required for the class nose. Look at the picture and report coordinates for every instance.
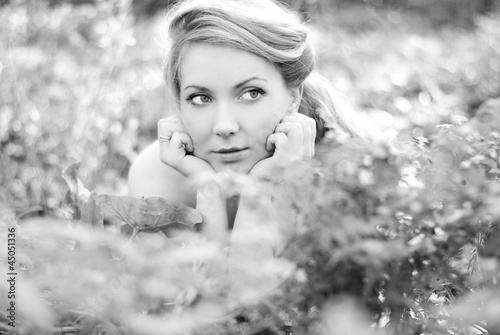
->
[212,103,239,137]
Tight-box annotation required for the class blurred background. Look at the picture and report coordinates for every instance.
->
[1,0,499,218]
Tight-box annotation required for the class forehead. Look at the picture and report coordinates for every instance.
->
[179,43,284,88]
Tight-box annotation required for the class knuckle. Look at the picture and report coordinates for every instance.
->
[158,119,168,128]
[166,115,180,122]
[290,123,303,133]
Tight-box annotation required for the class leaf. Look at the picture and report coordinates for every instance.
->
[448,289,500,328]
[80,191,104,228]
[478,229,500,257]
[62,188,79,221]
[62,162,91,202]
[94,194,202,233]
[0,322,11,332]
[0,311,8,323]
[62,162,91,221]
[82,320,122,335]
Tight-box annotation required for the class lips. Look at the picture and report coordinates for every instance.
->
[215,147,246,153]
[213,147,249,163]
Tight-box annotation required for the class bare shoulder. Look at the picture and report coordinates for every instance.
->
[128,141,194,206]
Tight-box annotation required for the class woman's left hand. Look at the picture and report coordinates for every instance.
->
[249,113,316,178]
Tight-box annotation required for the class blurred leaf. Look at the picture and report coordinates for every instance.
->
[18,279,55,331]
[0,311,9,323]
[94,194,202,233]
[321,297,375,335]
[248,324,281,335]
[62,188,80,221]
[79,317,123,335]
[62,163,91,201]
[80,191,104,228]
[478,229,500,258]
[449,289,500,329]
[62,162,91,221]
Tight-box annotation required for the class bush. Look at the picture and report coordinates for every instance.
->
[1,0,500,334]
[2,117,500,334]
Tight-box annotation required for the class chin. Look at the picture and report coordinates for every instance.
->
[212,162,252,174]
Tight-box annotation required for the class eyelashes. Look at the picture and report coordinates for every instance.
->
[184,88,266,106]
[185,94,212,105]
[239,88,265,101]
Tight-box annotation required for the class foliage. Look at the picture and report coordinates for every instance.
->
[1,0,161,213]
[2,118,500,334]
[129,0,498,27]
[1,0,500,334]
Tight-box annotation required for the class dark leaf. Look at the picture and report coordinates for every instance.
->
[0,322,11,332]
[94,194,202,233]
[78,316,122,335]
[478,229,500,258]
[80,191,104,228]
[248,324,281,335]
[62,162,91,221]
[89,321,122,335]
[120,222,135,237]
[0,311,9,323]
[62,188,79,221]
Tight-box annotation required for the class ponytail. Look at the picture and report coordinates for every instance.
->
[299,72,365,142]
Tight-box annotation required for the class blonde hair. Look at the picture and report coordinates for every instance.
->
[164,0,360,141]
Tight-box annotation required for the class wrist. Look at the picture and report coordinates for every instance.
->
[249,158,286,182]
[196,180,229,245]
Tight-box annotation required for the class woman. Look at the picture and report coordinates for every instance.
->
[128,0,359,249]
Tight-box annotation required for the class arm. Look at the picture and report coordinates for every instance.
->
[129,140,230,243]
[128,141,193,205]
[155,115,229,245]
[229,187,277,260]
[196,181,229,246]
[229,113,316,258]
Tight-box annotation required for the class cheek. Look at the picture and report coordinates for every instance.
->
[250,106,287,145]
[180,113,208,143]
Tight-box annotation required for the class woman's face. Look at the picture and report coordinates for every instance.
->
[178,43,295,173]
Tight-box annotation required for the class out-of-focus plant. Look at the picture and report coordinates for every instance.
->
[2,110,500,334]
[2,0,500,334]
[0,0,164,215]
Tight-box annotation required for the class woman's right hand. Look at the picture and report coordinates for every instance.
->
[158,115,215,179]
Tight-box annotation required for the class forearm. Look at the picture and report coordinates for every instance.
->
[196,181,229,246]
[227,187,294,300]
[229,188,278,260]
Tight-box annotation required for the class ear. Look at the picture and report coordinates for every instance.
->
[288,86,303,114]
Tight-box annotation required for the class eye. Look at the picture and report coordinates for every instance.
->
[187,94,212,106]
[239,88,265,101]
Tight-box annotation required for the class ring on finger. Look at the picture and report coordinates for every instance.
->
[159,135,171,142]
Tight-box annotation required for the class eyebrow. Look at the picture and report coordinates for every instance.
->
[182,76,268,91]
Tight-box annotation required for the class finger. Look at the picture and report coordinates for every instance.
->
[266,133,288,152]
[275,122,303,146]
[282,115,316,158]
[158,119,184,139]
[281,115,303,122]
[158,115,182,129]
[164,114,183,124]
[299,117,315,158]
[308,117,316,157]
[159,132,176,166]
[167,132,195,157]
[174,132,194,153]
[159,131,193,166]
